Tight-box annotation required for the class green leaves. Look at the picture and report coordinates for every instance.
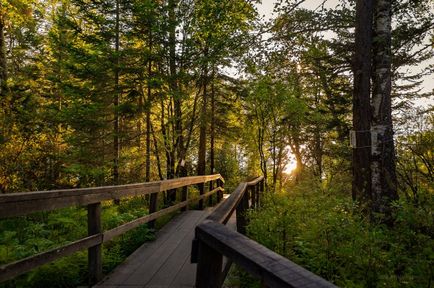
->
[247,177,434,287]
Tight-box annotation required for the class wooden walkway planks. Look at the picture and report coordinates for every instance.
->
[94,210,211,288]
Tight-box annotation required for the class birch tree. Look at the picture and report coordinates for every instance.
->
[371,0,398,214]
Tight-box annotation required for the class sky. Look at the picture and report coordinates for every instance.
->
[255,0,434,107]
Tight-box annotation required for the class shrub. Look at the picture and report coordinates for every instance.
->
[247,177,433,287]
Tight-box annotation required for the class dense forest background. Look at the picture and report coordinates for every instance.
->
[0,0,433,287]
[0,0,432,194]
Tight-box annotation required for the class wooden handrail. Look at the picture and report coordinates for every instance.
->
[0,174,224,285]
[207,175,263,224]
[193,176,337,288]
[0,174,224,218]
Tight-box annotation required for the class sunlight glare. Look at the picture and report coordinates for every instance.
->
[283,155,297,174]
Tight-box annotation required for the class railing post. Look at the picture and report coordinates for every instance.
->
[208,180,214,206]
[236,188,249,235]
[88,202,102,285]
[149,192,158,228]
[198,182,204,210]
[251,185,256,209]
[217,178,223,202]
[181,186,188,212]
[195,238,223,288]
[259,179,265,207]
[256,182,260,207]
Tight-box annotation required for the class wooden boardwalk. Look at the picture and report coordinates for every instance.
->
[94,209,225,288]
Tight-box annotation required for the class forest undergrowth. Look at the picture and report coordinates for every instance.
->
[0,197,156,288]
[246,174,433,288]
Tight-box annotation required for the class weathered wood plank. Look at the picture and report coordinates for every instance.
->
[97,211,194,286]
[236,189,249,235]
[0,174,225,284]
[0,174,224,218]
[195,240,223,288]
[0,183,160,218]
[104,201,189,242]
[207,183,246,224]
[193,187,223,203]
[246,175,264,186]
[196,221,337,288]
[114,211,207,286]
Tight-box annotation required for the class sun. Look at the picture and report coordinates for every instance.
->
[283,156,297,174]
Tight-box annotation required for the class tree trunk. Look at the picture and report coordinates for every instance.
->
[208,70,216,204]
[197,56,208,209]
[209,70,215,176]
[352,0,373,205]
[0,8,7,99]
[371,0,398,214]
[146,27,153,182]
[271,129,277,192]
[197,48,209,179]
[257,126,267,183]
[151,122,164,181]
[113,0,120,195]
[289,131,303,182]
[166,0,178,203]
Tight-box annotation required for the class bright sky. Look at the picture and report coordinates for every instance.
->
[255,0,434,107]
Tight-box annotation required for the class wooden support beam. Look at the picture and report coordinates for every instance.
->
[148,192,158,229]
[88,203,102,285]
[196,221,337,288]
[198,182,204,210]
[208,180,214,207]
[236,188,249,235]
[195,237,223,288]
[251,185,256,209]
[217,178,223,202]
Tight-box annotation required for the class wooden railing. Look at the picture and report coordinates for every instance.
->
[193,176,337,288]
[0,174,224,285]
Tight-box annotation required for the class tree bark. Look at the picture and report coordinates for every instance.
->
[113,0,120,193]
[146,26,153,182]
[257,126,267,183]
[209,70,216,176]
[166,0,178,203]
[352,0,373,205]
[371,0,398,214]
[197,49,208,178]
[0,7,7,99]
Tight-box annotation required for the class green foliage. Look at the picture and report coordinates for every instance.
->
[0,198,154,288]
[247,177,434,287]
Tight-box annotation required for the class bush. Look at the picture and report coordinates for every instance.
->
[247,177,433,287]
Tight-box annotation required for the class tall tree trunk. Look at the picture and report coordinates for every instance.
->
[258,126,267,183]
[208,70,216,204]
[272,130,277,192]
[313,129,322,180]
[371,0,398,214]
[146,28,153,183]
[289,130,303,183]
[151,123,163,181]
[166,0,178,203]
[113,0,120,189]
[197,55,208,209]
[0,8,7,99]
[352,0,373,205]
[197,53,208,178]
[197,78,208,174]
[209,70,215,176]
